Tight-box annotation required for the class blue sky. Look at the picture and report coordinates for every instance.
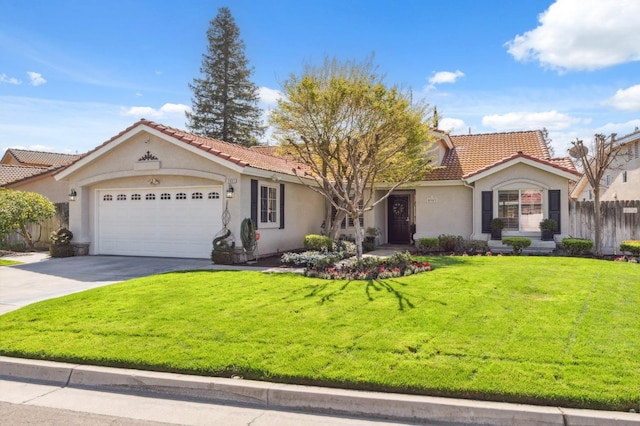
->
[1,0,639,157]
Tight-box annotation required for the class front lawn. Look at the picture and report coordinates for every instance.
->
[0,256,639,411]
[0,259,21,266]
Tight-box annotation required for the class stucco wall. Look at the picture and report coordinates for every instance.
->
[414,184,473,239]
[9,174,69,204]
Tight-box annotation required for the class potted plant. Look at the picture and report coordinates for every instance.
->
[50,227,74,258]
[539,218,557,241]
[490,218,505,240]
[365,227,379,245]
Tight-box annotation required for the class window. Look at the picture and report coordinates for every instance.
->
[623,171,628,183]
[192,192,203,199]
[160,193,171,200]
[208,192,220,199]
[117,194,126,201]
[260,185,278,223]
[103,194,113,201]
[635,142,639,159]
[605,175,611,186]
[145,193,156,200]
[498,189,542,232]
[131,194,141,201]
[176,192,187,200]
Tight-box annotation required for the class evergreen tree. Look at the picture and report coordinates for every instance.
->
[186,7,264,146]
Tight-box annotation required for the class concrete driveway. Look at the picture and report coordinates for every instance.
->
[0,253,213,315]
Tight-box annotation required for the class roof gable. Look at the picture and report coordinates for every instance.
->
[57,120,308,180]
[425,130,579,181]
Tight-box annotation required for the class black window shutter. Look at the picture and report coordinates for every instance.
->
[548,189,561,234]
[250,179,258,229]
[481,191,493,233]
[279,183,285,229]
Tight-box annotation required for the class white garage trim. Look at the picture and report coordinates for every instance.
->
[95,186,222,259]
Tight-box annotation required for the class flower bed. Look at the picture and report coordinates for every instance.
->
[303,251,431,280]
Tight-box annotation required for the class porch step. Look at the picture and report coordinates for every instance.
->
[487,238,557,255]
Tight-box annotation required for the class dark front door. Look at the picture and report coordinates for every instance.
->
[388,195,410,244]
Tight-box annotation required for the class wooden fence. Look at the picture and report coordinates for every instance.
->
[569,200,640,254]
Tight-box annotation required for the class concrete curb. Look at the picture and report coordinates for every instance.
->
[1,356,639,425]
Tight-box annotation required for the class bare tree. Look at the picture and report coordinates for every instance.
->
[570,133,620,256]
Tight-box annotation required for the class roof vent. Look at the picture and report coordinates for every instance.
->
[517,151,523,154]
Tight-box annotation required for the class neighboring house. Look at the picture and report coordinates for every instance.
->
[55,120,325,259]
[570,129,640,202]
[363,130,581,248]
[54,120,580,259]
[1,148,81,203]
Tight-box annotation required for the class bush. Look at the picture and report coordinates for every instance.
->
[304,234,333,251]
[333,239,356,256]
[502,237,531,255]
[620,240,640,257]
[363,241,375,252]
[438,234,463,252]
[417,237,439,253]
[462,239,489,254]
[562,238,593,256]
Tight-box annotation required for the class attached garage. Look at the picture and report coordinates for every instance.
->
[96,186,222,258]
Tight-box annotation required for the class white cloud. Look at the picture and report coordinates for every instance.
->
[428,70,465,86]
[606,85,640,111]
[259,86,284,106]
[121,103,191,119]
[0,73,21,85]
[26,71,46,86]
[506,0,640,72]
[439,117,467,134]
[482,110,581,131]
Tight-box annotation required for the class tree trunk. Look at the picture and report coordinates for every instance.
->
[593,189,602,256]
[353,217,364,261]
[19,223,34,250]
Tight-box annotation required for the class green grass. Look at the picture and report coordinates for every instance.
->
[0,259,21,266]
[1,256,639,411]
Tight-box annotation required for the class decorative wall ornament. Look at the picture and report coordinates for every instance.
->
[138,151,159,162]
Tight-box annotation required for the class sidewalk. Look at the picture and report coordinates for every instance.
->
[1,356,639,425]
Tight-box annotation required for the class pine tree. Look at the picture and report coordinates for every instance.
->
[186,7,264,146]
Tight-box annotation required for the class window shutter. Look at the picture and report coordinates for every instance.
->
[279,183,285,229]
[251,179,258,229]
[481,191,493,233]
[548,190,561,234]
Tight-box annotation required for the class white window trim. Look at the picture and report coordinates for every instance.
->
[259,182,280,229]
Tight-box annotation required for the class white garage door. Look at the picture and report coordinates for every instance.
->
[97,187,223,258]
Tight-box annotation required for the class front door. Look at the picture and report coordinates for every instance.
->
[388,195,411,244]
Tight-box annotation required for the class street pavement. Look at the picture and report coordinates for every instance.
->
[1,253,639,425]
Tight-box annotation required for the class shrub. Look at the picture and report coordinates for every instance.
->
[304,234,333,251]
[49,227,74,258]
[502,237,531,255]
[281,251,340,268]
[462,239,489,254]
[417,237,439,253]
[620,240,640,257]
[539,218,557,231]
[363,240,375,252]
[333,239,356,256]
[561,238,593,256]
[438,234,463,252]
[490,218,505,230]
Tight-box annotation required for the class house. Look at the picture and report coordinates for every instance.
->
[570,129,640,202]
[54,120,325,259]
[54,120,580,259]
[365,130,581,251]
[1,149,81,203]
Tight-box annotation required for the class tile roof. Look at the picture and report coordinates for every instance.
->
[0,164,51,185]
[72,120,309,177]
[2,149,80,167]
[425,130,579,180]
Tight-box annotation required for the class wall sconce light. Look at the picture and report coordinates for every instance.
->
[69,188,77,201]
[148,178,160,185]
[226,184,235,198]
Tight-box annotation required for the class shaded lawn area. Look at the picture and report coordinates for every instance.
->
[0,256,639,411]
